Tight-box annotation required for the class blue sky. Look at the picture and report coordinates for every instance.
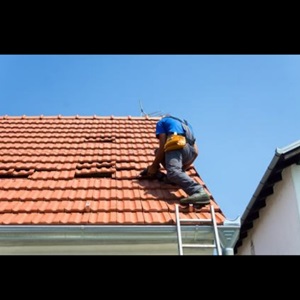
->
[1,54,299,220]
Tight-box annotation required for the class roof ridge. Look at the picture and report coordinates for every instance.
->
[0,115,162,120]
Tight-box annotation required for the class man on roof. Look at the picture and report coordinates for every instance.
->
[147,115,210,206]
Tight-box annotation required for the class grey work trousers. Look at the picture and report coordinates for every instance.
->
[165,143,203,196]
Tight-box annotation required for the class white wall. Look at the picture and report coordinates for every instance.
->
[238,164,300,255]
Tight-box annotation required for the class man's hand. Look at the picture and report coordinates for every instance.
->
[146,134,166,177]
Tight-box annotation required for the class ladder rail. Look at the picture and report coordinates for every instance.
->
[210,205,222,255]
[175,204,184,255]
[175,204,223,255]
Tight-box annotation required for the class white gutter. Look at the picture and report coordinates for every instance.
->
[0,223,240,250]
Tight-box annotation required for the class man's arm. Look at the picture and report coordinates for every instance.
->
[147,133,166,176]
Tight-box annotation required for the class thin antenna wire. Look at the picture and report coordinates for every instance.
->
[139,100,146,116]
[139,100,164,117]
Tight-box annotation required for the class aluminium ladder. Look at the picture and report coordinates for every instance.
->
[175,204,222,255]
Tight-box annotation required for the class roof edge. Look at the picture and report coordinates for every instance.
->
[242,139,300,224]
[240,152,281,224]
[276,140,300,154]
[0,115,162,120]
[235,139,300,252]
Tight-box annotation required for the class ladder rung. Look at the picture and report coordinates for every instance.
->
[175,204,222,255]
[182,244,215,248]
[179,218,212,223]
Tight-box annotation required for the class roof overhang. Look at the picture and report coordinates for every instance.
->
[234,140,300,253]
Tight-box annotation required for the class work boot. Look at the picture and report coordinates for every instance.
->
[180,189,210,205]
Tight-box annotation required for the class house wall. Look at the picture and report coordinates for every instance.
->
[0,242,214,255]
[237,164,300,255]
[0,243,179,255]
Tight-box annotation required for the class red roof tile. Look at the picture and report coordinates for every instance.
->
[0,115,225,225]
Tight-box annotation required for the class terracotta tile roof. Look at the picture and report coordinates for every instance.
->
[0,115,226,226]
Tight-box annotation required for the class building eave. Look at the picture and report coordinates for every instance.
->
[234,140,300,253]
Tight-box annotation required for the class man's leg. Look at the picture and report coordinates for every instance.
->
[165,148,201,196]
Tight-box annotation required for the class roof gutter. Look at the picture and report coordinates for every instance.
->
[0,223,240,249]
